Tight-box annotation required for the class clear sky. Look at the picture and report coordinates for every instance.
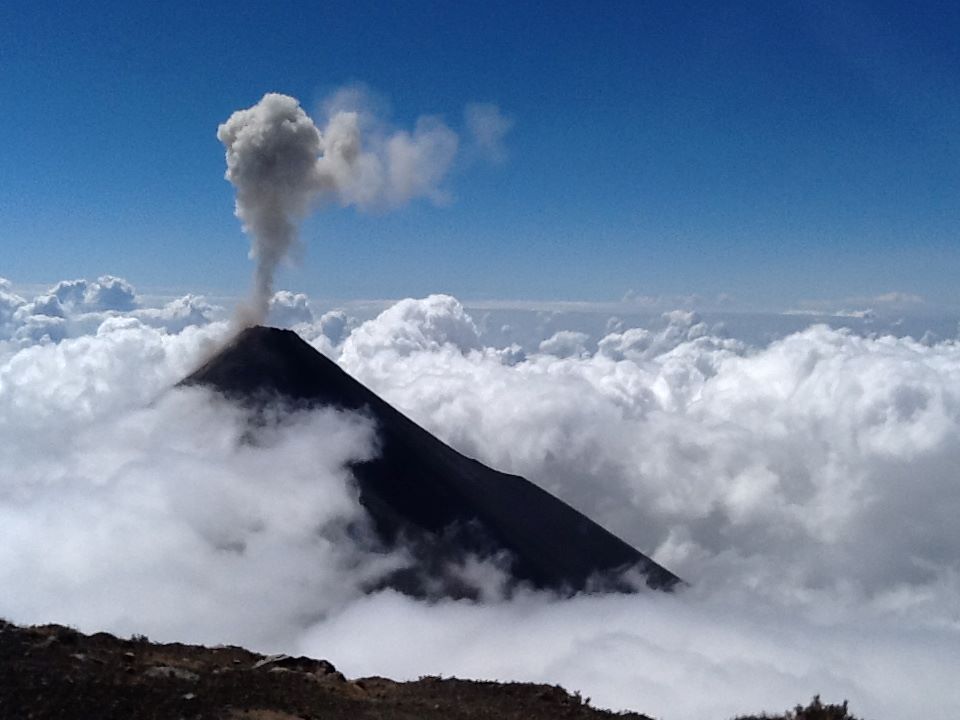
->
[2,0,960,310]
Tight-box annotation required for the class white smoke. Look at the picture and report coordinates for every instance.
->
[2,283,960,718]
[217,91,504,324]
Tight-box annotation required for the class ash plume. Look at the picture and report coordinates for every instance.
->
[218,91,482,325]
[218,94,329,324]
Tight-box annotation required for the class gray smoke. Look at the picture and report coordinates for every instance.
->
[218,91,468,324]
[218,94,329,324]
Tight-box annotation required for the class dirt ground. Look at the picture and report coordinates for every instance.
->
[0,619,652,720]
[0,619,860,720]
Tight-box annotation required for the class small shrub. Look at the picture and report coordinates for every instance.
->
[734,695,860,720]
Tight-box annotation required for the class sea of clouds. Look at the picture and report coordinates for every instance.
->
[2,276,959,719]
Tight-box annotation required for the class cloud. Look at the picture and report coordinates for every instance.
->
[620,290,708,311]
[0,280,27,337]
[267,290,314,328]
[317,309,351,346]
[2,284,960,718]
[795,290,927,317]
[48,278,89,308]
[16,293,66,319]
[0,317,409,648]
[83,275,139,312]
[340,304,960,611]
[0,317,230,430]
[464,103,513,163]
[340,294,480,362]
[538,330,589,358]
[0,276,223,343]
[299,589,960,720]
[134,294,221,333]
[49,275,140,313]
[872,291,924,306]
[0,388,392,649]
[12,313,68,344]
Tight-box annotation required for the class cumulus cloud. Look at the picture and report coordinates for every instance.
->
[49,275,139,313]
[317,309,351,346]
[16,293,66,319]
[291,308,359,359]
[340,294,480,363]
[335,296,960,717]
[0,280,27,337]
[2,287,960,718]
[538,330,590,358]
[12,313,68,344]
[133,294,221,333]
[84,275,139,312]
[343,303,960,607]
[0,276,223,344]
[267,290,314,328]
[47,279,88,308]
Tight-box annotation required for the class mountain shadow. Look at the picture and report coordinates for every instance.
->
[180,326,681,597]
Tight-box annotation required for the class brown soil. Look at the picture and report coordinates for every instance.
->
[0,619,651,720]
[0,619,860,720]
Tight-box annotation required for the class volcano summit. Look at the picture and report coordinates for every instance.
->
[181,326,680,597]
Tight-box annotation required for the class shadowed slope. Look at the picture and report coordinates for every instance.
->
[181,326,681,594]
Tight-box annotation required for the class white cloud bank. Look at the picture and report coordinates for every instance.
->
[0,276,222,347]
[1,279,959,719]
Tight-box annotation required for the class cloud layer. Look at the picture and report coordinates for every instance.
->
[2,277,959,719]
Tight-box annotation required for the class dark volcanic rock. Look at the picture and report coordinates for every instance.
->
[180,326,681,595]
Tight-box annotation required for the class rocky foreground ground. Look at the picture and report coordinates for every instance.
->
[0,619,857,720]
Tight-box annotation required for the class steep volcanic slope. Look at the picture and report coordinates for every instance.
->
[181,326,680,594]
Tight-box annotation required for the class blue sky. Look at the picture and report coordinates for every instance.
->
[2,0,960,309]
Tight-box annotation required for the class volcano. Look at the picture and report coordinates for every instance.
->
[180,326,680,596]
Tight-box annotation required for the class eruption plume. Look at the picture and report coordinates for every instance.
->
[218,94,329,324]
[218,90,477,325]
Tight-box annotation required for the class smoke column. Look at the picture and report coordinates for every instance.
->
[218,94,328,324]
[218,90,470,326]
